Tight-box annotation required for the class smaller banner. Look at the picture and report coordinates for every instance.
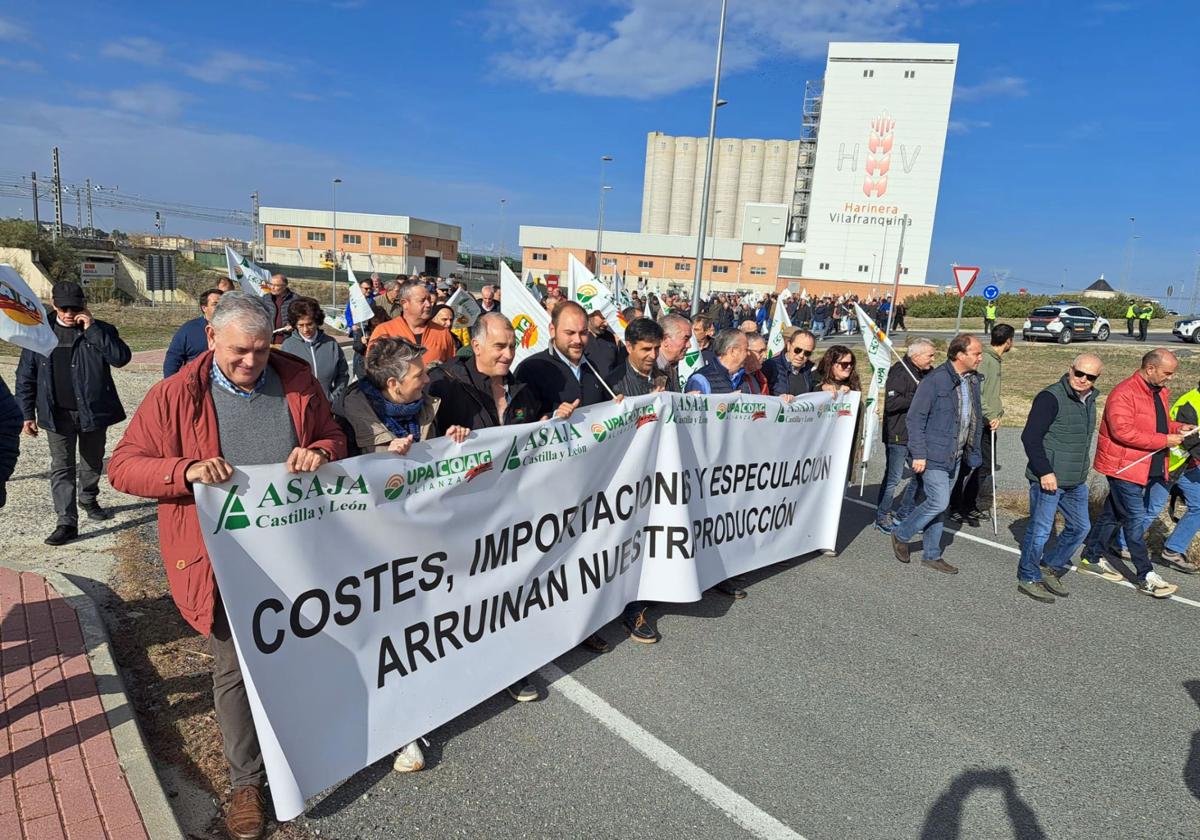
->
[568,254,625,342]
[501,262,551,366]
[853,303,896,473]
[225,245,268,297]
[446,288,482,331]
[766,291,794,358]
[344,263,376,328]
[0,264,56,357]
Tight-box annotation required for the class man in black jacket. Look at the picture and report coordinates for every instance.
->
[583,309,624,379]
[16,281,131,545]
[0,374,21,509]
[262,274,297,335]
[765,329,817,396]
[515,301,613,418]
[656,314,691,392]
[429,313,541,431]
[875,338,937,533]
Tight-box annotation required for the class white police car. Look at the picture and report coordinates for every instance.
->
[1021,304,1110,344]
[1174,316,1200,343]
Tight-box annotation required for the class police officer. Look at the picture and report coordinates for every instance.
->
[1138,302,1153,342]
[1126,302,1136,337]
[983,301,997,334]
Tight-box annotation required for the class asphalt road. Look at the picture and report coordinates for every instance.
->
[293,477,1200,840]
[815,326,1184,347]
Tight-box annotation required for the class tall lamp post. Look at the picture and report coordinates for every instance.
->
[595,155,613,282]
[690,0,729,315]
[331,178,342,304]
[498,198,507,274]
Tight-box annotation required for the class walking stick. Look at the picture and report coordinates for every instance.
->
[990,427,998,536]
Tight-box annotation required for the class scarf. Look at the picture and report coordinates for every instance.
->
[358,379,424,442]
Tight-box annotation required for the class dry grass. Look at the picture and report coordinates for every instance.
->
[0,303,197,358]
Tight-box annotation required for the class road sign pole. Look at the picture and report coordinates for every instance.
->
[955,294,965,334]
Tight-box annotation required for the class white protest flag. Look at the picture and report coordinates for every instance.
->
[677,335,705,390]
[567,254,625,342]
[0,265,57,357]
[501,261,551,366]
[766,291,794,358]
[194,388,860,820]
[446,287,482,331]
[343,262,375,327]
[853,302,897,491]
[225,245,268,297]
[654,291,670,318]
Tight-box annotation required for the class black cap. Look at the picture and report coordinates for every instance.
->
[51,281,86,309]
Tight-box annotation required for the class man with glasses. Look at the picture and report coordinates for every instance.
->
[15,281,131,545]
[262,274,297,335]
[875,338,936,533]
[1016,355,1104,602]
[743,332,770,394]
[766,329,817,396]
[1080,349,1195,597]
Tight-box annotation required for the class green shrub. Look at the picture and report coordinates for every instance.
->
[903,291,1164,320]
[0,219,81,282]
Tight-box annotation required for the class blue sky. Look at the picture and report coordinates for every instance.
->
[0,1,1195,299]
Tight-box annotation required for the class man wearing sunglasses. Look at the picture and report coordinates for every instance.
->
[1016,355,1104,602]
[1080,349,1196,598]
[766,329,817,396]
[15,281,131,545]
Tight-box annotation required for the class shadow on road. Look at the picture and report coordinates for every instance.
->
[1185,680,1200,802]
[920,768,1047,840]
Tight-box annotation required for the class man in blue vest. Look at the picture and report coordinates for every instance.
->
[1016,354,1104,602]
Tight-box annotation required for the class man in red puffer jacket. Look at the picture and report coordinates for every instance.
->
[1080,349,1195,598]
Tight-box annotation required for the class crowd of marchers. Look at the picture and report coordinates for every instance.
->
[2,273,1198,840]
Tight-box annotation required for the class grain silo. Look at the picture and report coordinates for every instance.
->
[712,138,741,239]
[761,140,790,205]
[669,137,698,236]
[647,134,675,235]
[734,139,764,237]
[690,137,710,237]
[640,133,658,233]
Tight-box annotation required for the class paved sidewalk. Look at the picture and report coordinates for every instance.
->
[1,568,148,840]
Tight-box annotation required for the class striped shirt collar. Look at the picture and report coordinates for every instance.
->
[211,358,267,398]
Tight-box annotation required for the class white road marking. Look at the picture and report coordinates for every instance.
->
[844,496,1200,608]
[539,662,808,840]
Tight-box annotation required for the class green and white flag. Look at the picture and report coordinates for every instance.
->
[766,291,794,358]
[344,263,375,327]
[567,254,625,342]
[225,245,268,297]
[678,335,704,390]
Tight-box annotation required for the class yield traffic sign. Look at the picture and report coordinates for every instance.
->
[953,266,980,298]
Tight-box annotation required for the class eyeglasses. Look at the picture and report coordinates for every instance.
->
[1070,367,1100,382]
[59,306,84,314]
[790,347,811,356]
[835,360,854,369]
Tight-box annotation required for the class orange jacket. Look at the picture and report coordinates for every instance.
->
[367,316,456,367]
[107,350,347,635]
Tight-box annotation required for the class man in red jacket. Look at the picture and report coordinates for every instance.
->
[108,293,346,840]
[1080,349,1194,598]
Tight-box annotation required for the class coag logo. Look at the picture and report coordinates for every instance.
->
[0,279,45,327]
[384,474,405,500]
[591,422,607,442]
[716,403,729,420]
[511,314,539,349]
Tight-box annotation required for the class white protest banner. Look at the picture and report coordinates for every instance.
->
[0,264,56,357]
[500,261,550,366]
[195,388,859,820]
[766,291,794,358]
[853,302,897,492]
[446,287,482,331]
[568,254,625,342]
[225,245,268,297]
[343,263,376,329]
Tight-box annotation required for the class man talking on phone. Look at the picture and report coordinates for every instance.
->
[15,281,131,545]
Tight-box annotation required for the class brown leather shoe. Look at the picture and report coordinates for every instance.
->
[580,632,610,653]
[226,785,266,840]
[891,533,911,564]
[921,558,959,575]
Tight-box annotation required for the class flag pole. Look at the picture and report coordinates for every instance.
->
[990,427,998,536]
[584,357,619,400]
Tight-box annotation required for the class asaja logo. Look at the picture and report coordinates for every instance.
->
[511,314,539,349]
[591,423,607,442]
[716,403,729,420]
[384,474,405,500]
[210,473,370,533]
[0,279,46,327]
[503,423,586,471]
[213,485,251,533]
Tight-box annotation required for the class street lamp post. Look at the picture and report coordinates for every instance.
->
[1122,216,1136,290]
[595,155,613,284]
[690,0,729,316]
[331,178,342,304]
[498,198,507,274]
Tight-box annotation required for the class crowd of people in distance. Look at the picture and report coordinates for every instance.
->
[2,270,1195,840]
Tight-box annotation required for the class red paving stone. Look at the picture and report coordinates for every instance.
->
[0,568,148,840]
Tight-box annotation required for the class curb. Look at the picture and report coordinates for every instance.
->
[40,570,185,840]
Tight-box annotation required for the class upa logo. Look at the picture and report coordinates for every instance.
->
[715,403,729,420]
[591,423,607,442]
[0,279,46,327]
[511,314,539,349]
[383,474,405,501]
[576,283,599,307]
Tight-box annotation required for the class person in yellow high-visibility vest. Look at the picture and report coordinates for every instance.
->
[983,301,997,333]
[1137,303,1153,342]
[1160,386,1200,573]
[1125,302,1136,336]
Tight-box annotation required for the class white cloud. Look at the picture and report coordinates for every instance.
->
[953,75,1028,103]
[185,50,293,89]
[948,117,991,134]
[0,16,28,42]
[0,57,42,73]
[486,0,921,99]
[101,36,166,66]
[79,83,189,120]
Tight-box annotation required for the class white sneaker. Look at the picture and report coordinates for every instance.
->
[1138,571,1178,599]
[392,739,426,772]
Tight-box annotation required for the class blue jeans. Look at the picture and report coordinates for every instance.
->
[876,443,916,524]
[1165,468,1200,554]
[1018,482,1090,582]
[892,462,958,561]
[1083,476,1159,580]
[1113,479,1171,551]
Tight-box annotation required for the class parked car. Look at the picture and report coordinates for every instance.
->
[1173,316,1200,343]
[1022,304,1111,344]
